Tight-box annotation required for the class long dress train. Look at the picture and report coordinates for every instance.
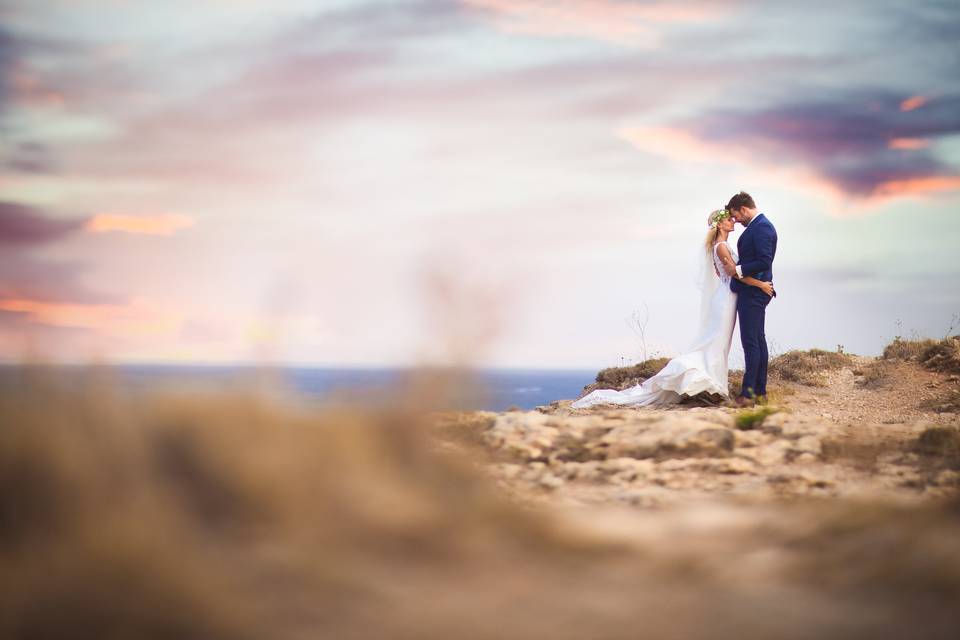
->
[571,242,738,408]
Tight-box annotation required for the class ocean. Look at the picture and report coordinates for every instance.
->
[2,364,598,412]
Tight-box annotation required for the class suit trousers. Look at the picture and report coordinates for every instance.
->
[737,292,771,398]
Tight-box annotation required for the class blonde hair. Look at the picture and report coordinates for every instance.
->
[704,225,720,253]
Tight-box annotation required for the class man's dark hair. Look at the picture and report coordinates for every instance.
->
[726,191,756,211]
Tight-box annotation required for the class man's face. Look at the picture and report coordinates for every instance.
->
[732,206,755,225]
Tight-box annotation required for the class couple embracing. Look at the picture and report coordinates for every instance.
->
[572,191,777,409]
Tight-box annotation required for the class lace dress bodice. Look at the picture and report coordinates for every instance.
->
[713,242,737,286]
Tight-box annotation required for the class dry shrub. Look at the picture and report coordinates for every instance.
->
[594,357,670,388]
[769,349,853,386]
[883,337,938,361]
[919,336,960,375]
[856,360,890,389]
[576,357,670,399]
[727,369,744,396]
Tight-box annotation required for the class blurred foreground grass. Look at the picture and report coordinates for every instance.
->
[2,364,960,639]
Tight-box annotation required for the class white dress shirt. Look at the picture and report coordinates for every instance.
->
[734,214,757,279]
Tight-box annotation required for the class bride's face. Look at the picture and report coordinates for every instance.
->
[720,217,735,233]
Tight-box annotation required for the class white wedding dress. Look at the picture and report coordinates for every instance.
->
[571,242,738,408]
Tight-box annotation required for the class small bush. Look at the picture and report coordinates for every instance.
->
[594,358,669,387]
[769,349,853,386]
[728,370,744,396]
[883,337,937,361]
[919,336,960,375]
[735,404,779,430]
[856,360,889,389]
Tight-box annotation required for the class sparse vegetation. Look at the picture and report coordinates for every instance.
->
[855,360,890,389]
[883,334,960,375]
[769,349,854,386]
[727,369,744,396]
[919,336,960,375]
[735,404,779,430]
[883,337,937,361]
[593,357,670,388]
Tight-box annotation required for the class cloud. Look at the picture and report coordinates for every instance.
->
[900,95,928,112]
[0,296,181,336]
[1,141,58,173]
[620,90,960,206]
[888,137,930,150]
[462,0,730,46]
[0,252,121,305]
[0,201,127,310]
[0,200,85,245]
[86,213,195,236]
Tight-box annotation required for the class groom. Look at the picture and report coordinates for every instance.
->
[722,191,777,405]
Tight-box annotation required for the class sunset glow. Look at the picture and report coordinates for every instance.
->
[1,0,958,368]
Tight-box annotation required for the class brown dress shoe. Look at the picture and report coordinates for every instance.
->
[735,396,756,408]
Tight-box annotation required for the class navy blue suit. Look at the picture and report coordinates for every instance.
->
[729,213,777,399]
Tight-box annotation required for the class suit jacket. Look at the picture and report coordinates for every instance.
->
[730,213,777,296]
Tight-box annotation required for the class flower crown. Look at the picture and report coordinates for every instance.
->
[708,208,731,228]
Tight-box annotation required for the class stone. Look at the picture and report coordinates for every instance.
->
[603,419,735,460]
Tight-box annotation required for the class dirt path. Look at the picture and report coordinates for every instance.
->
[784,355,957,425]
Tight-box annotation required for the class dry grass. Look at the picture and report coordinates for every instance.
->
[919,337,960,375]
[883,337,938,361]
[593,357,670,388]
[769,349,854,386]
[883,335,960,375]
[855,360,890,389]
[0,365,620,640]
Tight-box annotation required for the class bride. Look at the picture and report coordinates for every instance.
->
[571,208,775,408]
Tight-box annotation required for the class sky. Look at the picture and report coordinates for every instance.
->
[1,0,959,369]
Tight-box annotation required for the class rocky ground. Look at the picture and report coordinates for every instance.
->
[423,351,960,637]
[432,353,960,509]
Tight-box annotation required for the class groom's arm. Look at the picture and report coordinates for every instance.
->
[737,225,775,278]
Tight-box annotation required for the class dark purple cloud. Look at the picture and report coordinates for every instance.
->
[686,90,960,196]
[0,200,120,306]
[0,200,84,245]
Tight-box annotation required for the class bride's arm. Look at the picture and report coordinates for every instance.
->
[716,244,775,297]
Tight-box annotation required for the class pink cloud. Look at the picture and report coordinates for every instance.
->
[888,137,930,150]
[0,296,182,337]
[617,124,959,213]
[85,213,195,236]
[900,95,928,112]
[462,0,729,46]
